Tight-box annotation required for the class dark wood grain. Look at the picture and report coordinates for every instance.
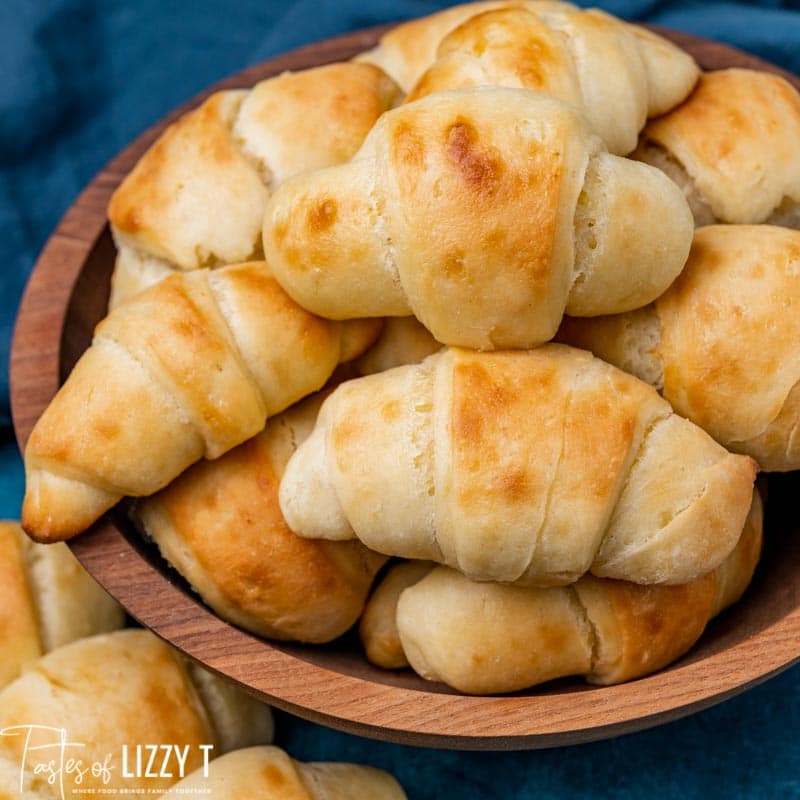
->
[10,24,800,750]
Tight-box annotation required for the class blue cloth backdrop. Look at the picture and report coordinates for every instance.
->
[2,1,799,797]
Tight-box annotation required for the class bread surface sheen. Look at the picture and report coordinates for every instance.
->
[0,630,273,797]
[357,0,697,118]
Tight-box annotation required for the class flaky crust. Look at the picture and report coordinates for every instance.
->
[280,345,756,586]
[136,396,386,643]
[405,5,698,155]
[159,746,407,800]
[634,69,800,224]
[558,225,800,471]
[394,490,761,694]
[23,262,364,542]
[107,63,400,306]
[263,87,692,349]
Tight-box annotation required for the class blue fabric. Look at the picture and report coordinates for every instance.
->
[2,1,799,796]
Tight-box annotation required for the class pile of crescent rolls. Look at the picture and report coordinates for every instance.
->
[0,522,405,798]
[20,0,800,703]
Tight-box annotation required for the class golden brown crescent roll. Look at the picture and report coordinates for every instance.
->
[22,261,376,543]
[558,225,800,471]
[0,521,124,689]
[633,69,800,226]
[160,746,407,799]
[134,394,386,643]
[279,345,757,586]
[357,0,696,107]
[405,5,698,155]
[0,630,273,798]
[108,63,401,307]
[393,489,762,694]
[360,561,435,669]
[263,87,693,349]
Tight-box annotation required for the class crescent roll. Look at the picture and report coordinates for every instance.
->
[108,63,401,306]
[263,87,693,349]
[23,262,375,542]
[279,345,757,586]
[160,746,407,800]
[356,0,697,109]
[0,521,123,689]
[392,489,762,694]
[0,630,273,797]
[633,69,800,227]
[134,394,386,643]
[558,225,800,471]
[406,4,699,155]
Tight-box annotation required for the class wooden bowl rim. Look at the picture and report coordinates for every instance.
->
[10,22,800,750]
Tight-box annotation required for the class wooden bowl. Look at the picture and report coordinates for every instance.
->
[10,23,800,750]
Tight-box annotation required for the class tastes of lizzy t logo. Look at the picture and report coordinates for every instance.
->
[0,725,213,798]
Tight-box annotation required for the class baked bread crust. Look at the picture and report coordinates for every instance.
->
[658,226,800,468]
[357,0,697,113]
[0,630,273,797]
[355,317,442,376]
[0,754,52,799]
[159,746,407,799]
[558,225,800,470]
[0,524,42,688]
[109,91,267,272]
[393,490,761,694]
[279,345,757,586]
[356,0,518,92]
[107,63,401,307]
[359,561,435,668]
[405,5,699,155]
[0,521,123,689]
[22,262,375,542]
[263,87,693,348]
[634,69,800,225]
[135,395,386,643]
